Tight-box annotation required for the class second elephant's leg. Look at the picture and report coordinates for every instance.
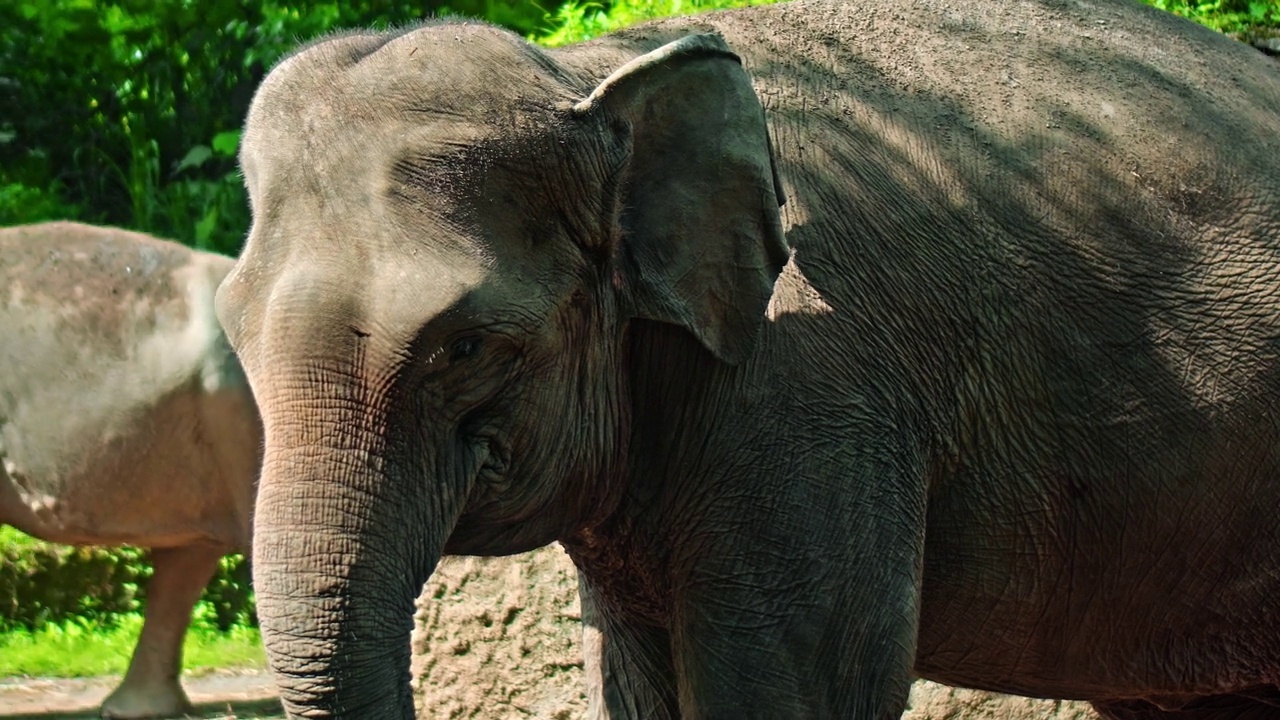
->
[580,575,680,720]
[100,543,227,720]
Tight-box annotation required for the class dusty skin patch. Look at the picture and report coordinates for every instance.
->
[1,545,1097,719]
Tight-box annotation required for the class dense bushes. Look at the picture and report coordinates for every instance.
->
[0,530,148,632]
[0,0,783,254]
[0,527,253,633]
[0,1,571,254]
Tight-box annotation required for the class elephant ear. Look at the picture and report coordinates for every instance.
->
[574,34,790,365]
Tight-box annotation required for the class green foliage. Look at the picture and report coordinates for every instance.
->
[0,0,761,253]
[0,616,150,677]
[1147,0,1280,36]
[0,526,254,634]
[201,553,256,632]
[0,1,559,254]
[0,527,147,631]
[0,527,261,676]
[539,0,779,46]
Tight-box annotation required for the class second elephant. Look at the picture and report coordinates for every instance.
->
[0,221,261,720]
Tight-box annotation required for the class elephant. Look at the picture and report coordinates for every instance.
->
[0,221,262,719]
[214,0,1280,717]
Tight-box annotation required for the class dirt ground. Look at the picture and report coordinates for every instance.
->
[0,544,1098,719]
[0,669,282,719]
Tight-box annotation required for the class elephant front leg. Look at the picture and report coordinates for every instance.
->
[580,575,681,720]
[101,543,227,720]
[671,551,923,719]
[668,457,928,719]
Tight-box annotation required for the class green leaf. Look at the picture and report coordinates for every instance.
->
[175,144,212,173]
[212,129,240,157]
[195,206,219,248]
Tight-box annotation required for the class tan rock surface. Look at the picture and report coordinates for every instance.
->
[412,546,1097,720]
[413,545,586,719]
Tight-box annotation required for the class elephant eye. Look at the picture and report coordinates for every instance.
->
[449,335,483,363]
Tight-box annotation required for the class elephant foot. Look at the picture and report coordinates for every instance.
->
[1092,685,1280,720]
[100,679,195,720]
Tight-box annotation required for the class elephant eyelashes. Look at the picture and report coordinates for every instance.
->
[449,335,483,362]
[419,335,484,379]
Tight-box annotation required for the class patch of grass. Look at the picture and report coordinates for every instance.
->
[534,0,781,46]
[0,614,265,678]
[182,625,268,675]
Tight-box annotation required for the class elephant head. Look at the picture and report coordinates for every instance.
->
[217,24,786,717]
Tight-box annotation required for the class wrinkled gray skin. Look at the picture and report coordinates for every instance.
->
[217,0,1280,717]
[0,222,262,720]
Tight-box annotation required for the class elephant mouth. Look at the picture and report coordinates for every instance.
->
[472,435,510,493]
[446,434,563,555]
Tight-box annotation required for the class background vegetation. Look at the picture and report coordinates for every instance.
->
[0,526,256,675]
[1148,0,1280,37]
[0,0,1276,677]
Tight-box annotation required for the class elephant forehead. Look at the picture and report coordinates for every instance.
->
[243,43,570,215]
[249,22,570,136]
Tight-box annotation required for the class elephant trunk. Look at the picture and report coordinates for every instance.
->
[252,423,449,719]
